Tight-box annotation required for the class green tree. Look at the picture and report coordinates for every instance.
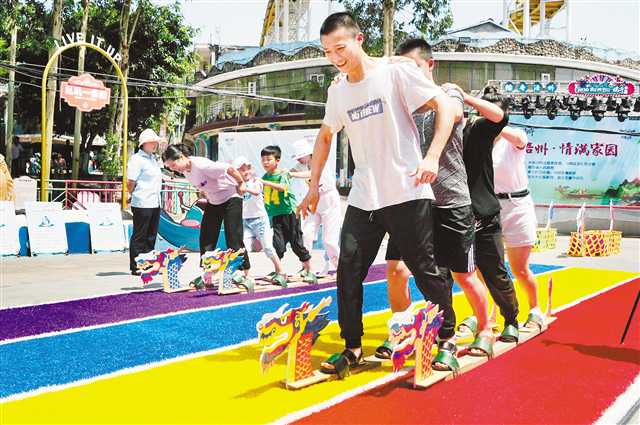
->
[336,0,453,56]
[0,0,196,177]
[71,0,90,181]
[99,133,120,179]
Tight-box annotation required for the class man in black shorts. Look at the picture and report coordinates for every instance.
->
[378,39,495,371]
[455,84,520,343]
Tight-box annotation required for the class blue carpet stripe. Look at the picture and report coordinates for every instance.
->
[0,264,562,398]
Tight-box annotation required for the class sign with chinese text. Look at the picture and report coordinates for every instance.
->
[568,74,635,97]
[510,115,640,206]
[61,73,111,112]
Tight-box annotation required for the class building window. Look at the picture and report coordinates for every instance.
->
[309,74,325,86]
[248,81,257,95]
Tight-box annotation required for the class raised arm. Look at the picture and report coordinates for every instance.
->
[498,126,527,149]
[244,185,261,196]
[261,178,287,192]
[226,165,247,195]
[464,94,504,123]
[289,169,312,179]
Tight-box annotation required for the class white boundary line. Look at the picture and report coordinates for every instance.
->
[2,286,160,310]
[0,267,567,403]
[0,278,380,346]
[272,271,639,425]
[0,338,257,403]
[0,304,398,403]
[1,267,565,346]
[594,373,640,425]
[272,370,414,425]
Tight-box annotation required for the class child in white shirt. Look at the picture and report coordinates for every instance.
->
[289,139,341,275]
[233,157,287,288]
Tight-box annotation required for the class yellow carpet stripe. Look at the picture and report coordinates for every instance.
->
[1,268,636,424]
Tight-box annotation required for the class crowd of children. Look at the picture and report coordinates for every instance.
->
[163,139,342,288]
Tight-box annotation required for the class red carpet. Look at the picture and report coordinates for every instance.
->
[296,279,640,425]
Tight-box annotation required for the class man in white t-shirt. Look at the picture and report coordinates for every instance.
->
[297,12,458,376]
[289,138,341,275]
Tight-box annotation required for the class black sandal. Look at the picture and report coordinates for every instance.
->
[321,349,365,379]
[374,340,394,360]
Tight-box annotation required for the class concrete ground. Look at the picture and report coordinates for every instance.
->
[1,235,638,309]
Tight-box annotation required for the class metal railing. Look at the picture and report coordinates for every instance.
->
[36,178,199,213]
[161,180,199,216]
[38,179,122,209]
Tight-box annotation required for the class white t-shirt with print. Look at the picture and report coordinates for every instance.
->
[322,59,443,211]
[242,178,268,219]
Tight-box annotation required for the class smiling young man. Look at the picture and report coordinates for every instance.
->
[297,12,458,375]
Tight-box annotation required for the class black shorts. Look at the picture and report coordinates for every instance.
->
[386,204,475,273]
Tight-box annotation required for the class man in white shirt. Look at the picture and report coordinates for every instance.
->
[297,12,458,375]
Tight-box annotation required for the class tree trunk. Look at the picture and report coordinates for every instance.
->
[110,0,142,156]
[72,0,90,181]
[44,0,63,181]
[5,0,18,175]
[382,0,395,57]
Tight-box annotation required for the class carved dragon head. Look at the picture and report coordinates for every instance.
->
[256,297,331,373]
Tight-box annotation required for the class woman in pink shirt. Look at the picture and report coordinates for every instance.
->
[162,144,251,284]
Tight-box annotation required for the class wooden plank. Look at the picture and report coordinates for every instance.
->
[284,370,330,390]
[162,287,190,294]
[285,360,381,390]
[289,318,558,391]
[363,354,390,363]
[412,317,557,389]
[285,275,336,285]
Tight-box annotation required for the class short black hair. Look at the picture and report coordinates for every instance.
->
[481,87,509,112]
[261,145,281,160]
[320,12,360,37]
[483,85,499,96]
[395,38,433,60]
[162,143,191,161]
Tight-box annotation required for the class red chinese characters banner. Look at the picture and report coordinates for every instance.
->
[60,73,111,112]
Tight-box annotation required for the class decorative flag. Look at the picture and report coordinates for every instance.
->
[546,277,553,318]
[609,200,615,231]
[546,201,555,229]
[576,202,586,233]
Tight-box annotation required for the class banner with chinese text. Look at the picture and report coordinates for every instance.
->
[510,116,639,206]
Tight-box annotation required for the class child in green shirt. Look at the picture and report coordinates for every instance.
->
[260,145,317,284]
